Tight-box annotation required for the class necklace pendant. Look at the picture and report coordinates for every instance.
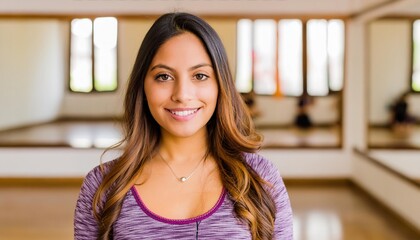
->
[180,177,187,182]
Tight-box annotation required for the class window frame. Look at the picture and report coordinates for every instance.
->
[68,16,119,94]
[235,17,346,97]
[411,19,420,93]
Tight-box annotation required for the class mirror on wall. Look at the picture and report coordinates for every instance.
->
[0,17,343,149]
[367,18,420,185]
[368,19,420,150]
[236,18,344,148]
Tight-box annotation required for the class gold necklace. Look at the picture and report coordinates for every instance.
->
[158,152,206,183]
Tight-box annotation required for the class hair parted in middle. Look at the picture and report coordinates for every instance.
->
[92,12,277,240]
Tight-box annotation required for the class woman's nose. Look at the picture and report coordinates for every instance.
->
[171,78,194,103]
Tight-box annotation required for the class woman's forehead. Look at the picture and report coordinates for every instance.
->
[150,32,213,71]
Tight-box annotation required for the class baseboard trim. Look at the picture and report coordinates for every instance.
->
[0,177,84,187]
[283,178,351,186]
[0,177,351,187]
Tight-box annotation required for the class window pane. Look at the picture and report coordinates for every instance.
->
[278,19,303,96]
[254,19,277,95]
[413,20,420,92]
[70,18,93,92]
[236,19,253,93]
[328,19,345,91]
[94,17,118,92]
[307,19,328,96]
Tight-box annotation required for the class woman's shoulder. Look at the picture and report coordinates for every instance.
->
[242,152,280,181]
[242,154,293,239]
[82,159,117,190]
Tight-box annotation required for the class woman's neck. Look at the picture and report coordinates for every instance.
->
[159,131,208,163]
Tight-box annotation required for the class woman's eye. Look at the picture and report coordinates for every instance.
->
[195,73,209,81]
[155,74,172,81]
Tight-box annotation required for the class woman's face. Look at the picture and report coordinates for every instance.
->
[144,32,219,139]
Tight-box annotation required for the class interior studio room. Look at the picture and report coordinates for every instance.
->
[0,0,420,239]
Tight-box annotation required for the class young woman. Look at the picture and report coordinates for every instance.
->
[74,12,293,240]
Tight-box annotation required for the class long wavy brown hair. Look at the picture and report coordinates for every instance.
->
[93,12,276,240]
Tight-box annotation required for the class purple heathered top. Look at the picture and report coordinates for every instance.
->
[74,153,293,239]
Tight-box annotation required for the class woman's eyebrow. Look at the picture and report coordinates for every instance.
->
[149,64,174,72]
[189,63,213,71]
[150,63,213,72]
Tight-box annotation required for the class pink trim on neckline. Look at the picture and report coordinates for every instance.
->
[131,186,226,225]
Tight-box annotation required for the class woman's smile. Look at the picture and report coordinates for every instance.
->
[166,107,201,121]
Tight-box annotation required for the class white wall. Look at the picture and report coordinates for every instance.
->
[0,148,119,177]
[353,152,420,231]
[368,19,418,125]
[345,19,368,151]
[369,150,420,180]
[0,147,351,179]
[0,19,67,131]
[261,149,350,178]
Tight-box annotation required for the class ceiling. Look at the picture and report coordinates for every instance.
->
[0,0,419,18]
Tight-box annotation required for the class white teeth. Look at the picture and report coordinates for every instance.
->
[170,109,198,117]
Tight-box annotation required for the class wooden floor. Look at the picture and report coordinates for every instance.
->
[290,184,419,240]
[0,184,419,240]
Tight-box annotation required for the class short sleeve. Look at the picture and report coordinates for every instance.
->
[244,153,293,240]
[74,165,104,239]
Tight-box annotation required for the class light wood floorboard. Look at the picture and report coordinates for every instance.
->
[289,184,419,240]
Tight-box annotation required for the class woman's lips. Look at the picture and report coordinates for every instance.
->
[166,108,201,121]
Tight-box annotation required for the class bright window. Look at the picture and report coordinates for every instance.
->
[328,20,345,92]
[236,18,345,96]
[412,20,420,92]
[70,17,118,93]
[279,19,303,96]
[253,19,277,95]
[236,19,253,93]
[307,19,329,96]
